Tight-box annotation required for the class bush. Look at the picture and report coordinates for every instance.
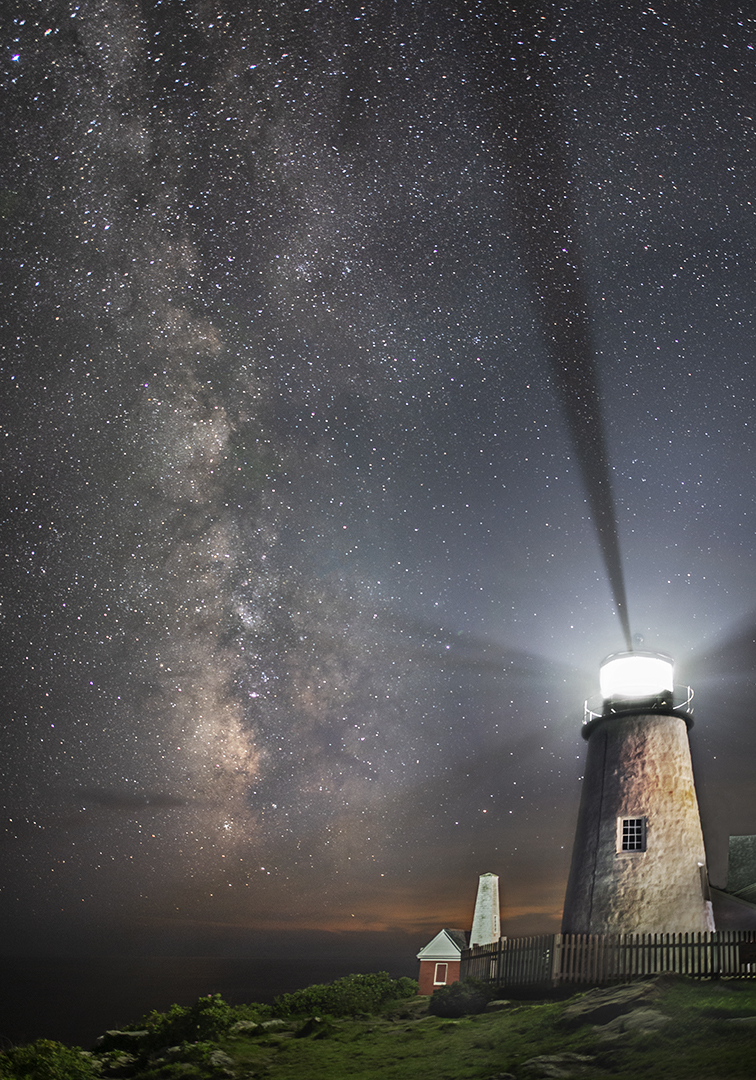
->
[0,1039,98,1080]
[229,1001,273,1025]
[273,972,418,1019]
[428,978,495,1018]
[139,994,235,1049]
[393,977,421,1000]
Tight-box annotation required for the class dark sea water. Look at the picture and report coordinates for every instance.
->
[0,954,416,1049]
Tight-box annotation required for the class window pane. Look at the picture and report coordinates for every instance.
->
[622,818,645,851]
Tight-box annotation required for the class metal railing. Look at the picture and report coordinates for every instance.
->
[583,684,694,726]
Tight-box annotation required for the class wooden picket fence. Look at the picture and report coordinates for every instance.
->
[461,930,756,990]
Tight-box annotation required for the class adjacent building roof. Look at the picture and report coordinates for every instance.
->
[726,835,756,902]
[710,886,756,930]
[416,928,470,961]
[706,837,756,929]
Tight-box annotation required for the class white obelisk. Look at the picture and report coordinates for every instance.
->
[470,872,501,947]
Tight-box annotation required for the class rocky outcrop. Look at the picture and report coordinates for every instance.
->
[207,1049,235,1077]
[594,1006,670,1041]
[557,976,682,1048]
[520,1052,597,1078]
[229,1019,258,1035]
[560,981,657,1026]
[559,974,683,1029]
[93,1031,149,1052]
[229,1018,289,1037]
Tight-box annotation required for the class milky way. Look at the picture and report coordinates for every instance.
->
[3,0,756,957]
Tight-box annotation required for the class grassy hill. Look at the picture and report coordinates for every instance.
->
[4,973,756,1079]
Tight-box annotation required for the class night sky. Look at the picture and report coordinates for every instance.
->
[3,0,756,960]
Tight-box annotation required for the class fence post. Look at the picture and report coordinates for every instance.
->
[549,934,562,987]
[711,930,718,979]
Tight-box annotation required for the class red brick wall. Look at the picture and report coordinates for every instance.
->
[417,958,461,995]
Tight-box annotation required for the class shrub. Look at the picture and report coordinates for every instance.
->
[0,1039,98,1080]
[428,978,495,1018]
[273,972,418,1018]
[122,1041,231,1079]
[139,994,235,1048]
[229,1001,273,1025]
[393,977,421,1000]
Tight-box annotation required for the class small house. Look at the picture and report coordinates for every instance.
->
[416,928,469,995]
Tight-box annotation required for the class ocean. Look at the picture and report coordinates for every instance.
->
[0,954,417,1049]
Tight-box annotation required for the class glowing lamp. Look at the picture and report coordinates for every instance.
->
[599,651,674,705]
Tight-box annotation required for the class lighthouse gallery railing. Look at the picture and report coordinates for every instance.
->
[461,930,756,988]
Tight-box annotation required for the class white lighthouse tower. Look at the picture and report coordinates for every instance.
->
[470,872,501,947]
[562,651,714,935]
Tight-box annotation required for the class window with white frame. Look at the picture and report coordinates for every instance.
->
[433,962,448,985]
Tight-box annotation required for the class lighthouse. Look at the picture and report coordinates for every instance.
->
[561,651,714,935]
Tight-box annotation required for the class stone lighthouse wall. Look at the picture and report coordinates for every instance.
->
[562,712,714,935]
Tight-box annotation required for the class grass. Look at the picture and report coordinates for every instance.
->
[5,976,756,1079]
[207,980,756,1080]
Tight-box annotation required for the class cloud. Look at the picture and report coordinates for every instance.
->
[80,787,189,811]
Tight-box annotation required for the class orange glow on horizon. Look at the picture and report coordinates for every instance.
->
[141,897,565,937]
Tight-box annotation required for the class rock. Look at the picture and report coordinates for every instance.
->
[231,1018,288,1037]
[209,1049,235,1075]
[149,1045,234,1076]
[520,1052,596,1078]
[295,1016,333,1039]
[595,1007,671,1041]
[485,1000,513,1011]
[157,1046,189,1060]
[560,983,655,1027]
[230,1020,259,1034]
[98,1052,138,1076]
[209,1050,234,1065]
[94,1031,150,1052]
